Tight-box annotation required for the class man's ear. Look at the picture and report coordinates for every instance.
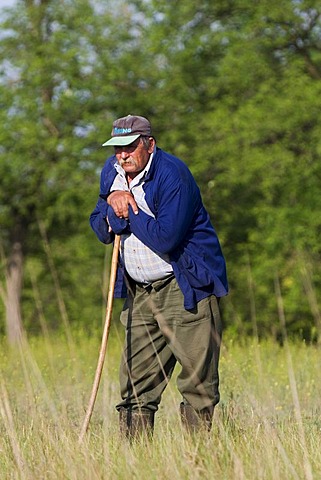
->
[148,137,156,153]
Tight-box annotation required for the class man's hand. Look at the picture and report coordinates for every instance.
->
[107,191,139,218]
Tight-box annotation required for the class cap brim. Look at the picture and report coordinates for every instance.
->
[102,134,140,147]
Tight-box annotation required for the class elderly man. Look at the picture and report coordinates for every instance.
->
[90,114,228,439]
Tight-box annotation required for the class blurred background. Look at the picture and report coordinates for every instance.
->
[1,0,320,345]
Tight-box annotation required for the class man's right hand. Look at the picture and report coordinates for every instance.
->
[107,191,139,219]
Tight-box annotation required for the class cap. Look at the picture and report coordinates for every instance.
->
[102,114,152,146]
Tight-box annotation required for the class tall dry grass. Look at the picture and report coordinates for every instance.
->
[0,326,320,480]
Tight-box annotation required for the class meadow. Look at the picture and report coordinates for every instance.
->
[0,326,320,480]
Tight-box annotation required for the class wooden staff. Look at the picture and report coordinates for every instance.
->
[79,234,121,443]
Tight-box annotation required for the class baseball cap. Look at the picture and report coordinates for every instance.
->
[102,114,152,146]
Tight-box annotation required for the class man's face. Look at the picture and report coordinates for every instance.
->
[114,137,155,179]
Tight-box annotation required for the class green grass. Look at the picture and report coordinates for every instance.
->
[0,328,320,479]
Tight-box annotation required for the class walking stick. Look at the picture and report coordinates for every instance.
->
[79,234,121,443]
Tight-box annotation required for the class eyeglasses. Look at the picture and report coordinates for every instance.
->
[114,138,142,154]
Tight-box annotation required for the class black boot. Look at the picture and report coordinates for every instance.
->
[119,408,155,441]
[180,402,214,433]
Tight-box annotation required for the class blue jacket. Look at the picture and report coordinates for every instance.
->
[90,147,228,309]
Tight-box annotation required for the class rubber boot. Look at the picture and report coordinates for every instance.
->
[119,408,155,441]
[180,402,214,433]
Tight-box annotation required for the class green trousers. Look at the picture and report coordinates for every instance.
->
[116,276,222,413]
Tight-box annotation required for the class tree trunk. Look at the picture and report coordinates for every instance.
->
[5,242,24,345]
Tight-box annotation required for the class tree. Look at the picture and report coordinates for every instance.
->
[0,0,154,343]
[131,0,321,339]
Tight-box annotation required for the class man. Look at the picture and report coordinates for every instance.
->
[90,114,228,439]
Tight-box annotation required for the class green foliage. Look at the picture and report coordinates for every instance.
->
[0,0,321,339]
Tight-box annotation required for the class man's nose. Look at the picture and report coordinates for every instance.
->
[121,150,130,159]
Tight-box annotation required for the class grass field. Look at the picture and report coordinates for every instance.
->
[0,326,320,479]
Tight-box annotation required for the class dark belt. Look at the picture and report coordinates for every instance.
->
[134,274,175,292]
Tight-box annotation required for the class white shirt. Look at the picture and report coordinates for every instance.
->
[110,151,173,283]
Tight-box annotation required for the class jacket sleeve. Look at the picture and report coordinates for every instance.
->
[127,169,200,254]
[89,156,129,244]
[89,197,113,244]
